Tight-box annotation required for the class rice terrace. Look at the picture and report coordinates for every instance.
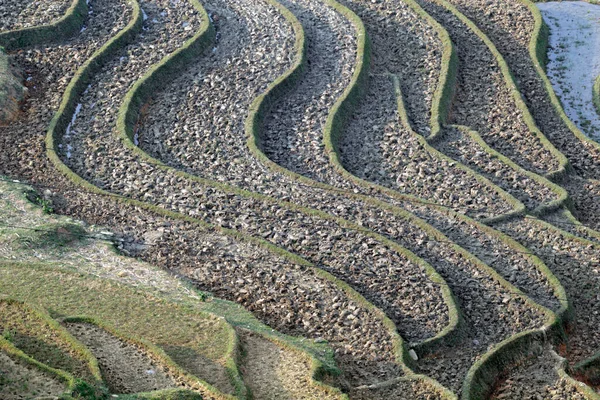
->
[3,0,600,398]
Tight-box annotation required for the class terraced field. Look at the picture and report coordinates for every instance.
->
[2,0,600,398]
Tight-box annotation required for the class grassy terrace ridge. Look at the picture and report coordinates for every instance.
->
[41,0,458,396]
[0,177,348,399]
[542,208,600,245]
[0,0,87,51]
[0,333,72,398]
[0,298,101,399]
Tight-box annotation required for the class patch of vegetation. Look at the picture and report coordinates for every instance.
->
[29,193,55,214]
[71,378,109,399]
[14,222,88,249]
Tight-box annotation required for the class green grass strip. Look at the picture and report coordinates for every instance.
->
[461,326,567,400]
[244,333,349,400]
[118,0,215,142]
[417,0,457,142]
[552,207,600,243]
[0,298,107,399]
[0,302,108,399]
[554,354,600,399]
[573,352,600,392]
[0,0,87,51]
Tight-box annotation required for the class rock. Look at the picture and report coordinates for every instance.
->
[408,349,419,361]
